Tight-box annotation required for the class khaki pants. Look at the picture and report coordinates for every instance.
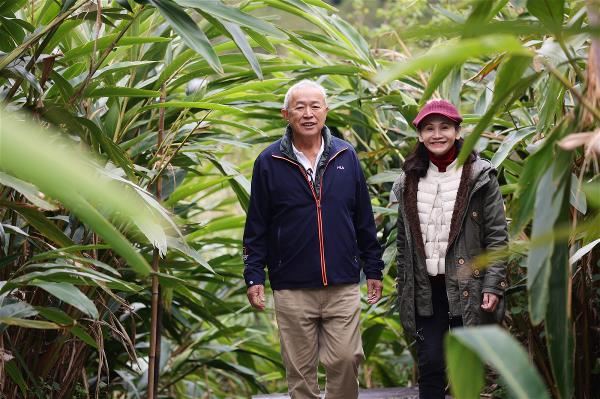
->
[273,284,364,399]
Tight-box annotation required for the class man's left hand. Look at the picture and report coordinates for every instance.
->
[367,279,383,304]
[481,292,499,312]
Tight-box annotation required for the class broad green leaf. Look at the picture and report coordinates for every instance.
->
[527,0,564,32]
[446,326,550,399]
[362,324,384,360]
[493,55,532,102]
[148,0,223,74]
[0,109,170,275]
[327,14,376,68]
[0,202,73,247]
[0,302,37,326]
[87,87,160,97]
[166,236,215,273]
[142,101,245,113]
[569,173,587,214]
[31,282,99,319]
[5,360,27,396]
[61,35,171,62]
[376,35,531,84]
[527,152,570,324]
[458,73,539,165]
[0,317,60,329]
[421,63,453,104]
[176,0,284,37]
[446,331,485,399]
[491,126,536,168]
[92,60,159,79]
[545,226,573,399]
[220,19,263,80]
[570,238,600,265]
[0,172,58,210]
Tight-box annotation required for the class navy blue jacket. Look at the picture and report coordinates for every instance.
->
[243,128,384,290]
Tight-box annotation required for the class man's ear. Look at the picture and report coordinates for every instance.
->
[281,108,288,121]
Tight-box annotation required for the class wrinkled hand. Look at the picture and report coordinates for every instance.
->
[247,284,265,311]
[481,292,499,312]
[367,279,383,304]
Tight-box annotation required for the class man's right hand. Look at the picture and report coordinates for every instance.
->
[247,284,265,311]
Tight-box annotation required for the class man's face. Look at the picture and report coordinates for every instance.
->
[281,86,328,138]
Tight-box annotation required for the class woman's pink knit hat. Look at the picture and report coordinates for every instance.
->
[412,99,463,128]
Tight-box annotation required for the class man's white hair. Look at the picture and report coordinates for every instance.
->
[282,80,328,110]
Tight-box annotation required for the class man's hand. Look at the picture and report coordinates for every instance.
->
[247,284,265,311]
[367,279,383,304]
[481,292,499,312]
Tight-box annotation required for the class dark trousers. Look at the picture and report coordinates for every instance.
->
[415,275,463,399]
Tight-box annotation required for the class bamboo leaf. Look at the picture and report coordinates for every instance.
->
[0,172,58,210]
[0,317,61,329]
[458,73,539,165]
[31,282,99,319]
[527,153,570,324]
[142,101,245,113]
[87,87,160,98]
[527,0,564,32]
[5,360,27,396]
[446,326,550,399]
[61,36,171,62]
[176,0,284,37]
[148,0,223,74]
[376,35,531,84]
[570,238,600,265]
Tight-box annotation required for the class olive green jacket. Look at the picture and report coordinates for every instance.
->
[392,157,508,338]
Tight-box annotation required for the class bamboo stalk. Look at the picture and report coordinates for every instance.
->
[147,84,166,399]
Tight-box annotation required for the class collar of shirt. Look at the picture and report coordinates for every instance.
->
[292,138,324,173]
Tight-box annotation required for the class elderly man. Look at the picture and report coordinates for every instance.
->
[243,80,384,399]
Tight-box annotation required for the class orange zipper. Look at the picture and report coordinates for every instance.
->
[272,148,347,286]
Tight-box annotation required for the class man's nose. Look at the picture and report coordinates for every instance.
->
[302,107,314,117]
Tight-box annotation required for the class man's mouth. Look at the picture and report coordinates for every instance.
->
[301,122,316,127]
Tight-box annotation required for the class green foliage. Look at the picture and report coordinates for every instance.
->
[0,0,598,397]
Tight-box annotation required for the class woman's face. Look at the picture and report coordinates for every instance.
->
[418,114,460,156]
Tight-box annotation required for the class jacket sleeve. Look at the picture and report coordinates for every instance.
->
[243,156,270,287]
[354,152,384,280]
[481,171,509,296]
[393,179,407,294]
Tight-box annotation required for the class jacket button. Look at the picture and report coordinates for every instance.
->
[473,269,480,277]
[458,258,465,265]
[500,281,507,288]
[472,211,478,218]
[462,290,469,297]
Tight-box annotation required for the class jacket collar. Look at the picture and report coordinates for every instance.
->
[280,125,333,161]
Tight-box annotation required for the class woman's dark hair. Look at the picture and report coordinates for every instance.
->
[402,137,477,178]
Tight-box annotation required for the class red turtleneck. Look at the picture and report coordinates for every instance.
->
[428,145,457,172]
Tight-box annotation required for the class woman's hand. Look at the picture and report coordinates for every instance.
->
[481,292,499,312]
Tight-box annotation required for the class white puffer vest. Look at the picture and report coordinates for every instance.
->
[417,159,462,276]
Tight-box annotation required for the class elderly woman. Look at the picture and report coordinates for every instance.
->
[392,100,509,398]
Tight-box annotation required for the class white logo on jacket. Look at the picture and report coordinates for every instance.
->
[337,165,345,170]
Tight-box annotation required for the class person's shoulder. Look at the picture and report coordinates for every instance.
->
[470,156,498,183]
[473,156,494,170]
[255,139,283,162]
[330,136,355,154]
